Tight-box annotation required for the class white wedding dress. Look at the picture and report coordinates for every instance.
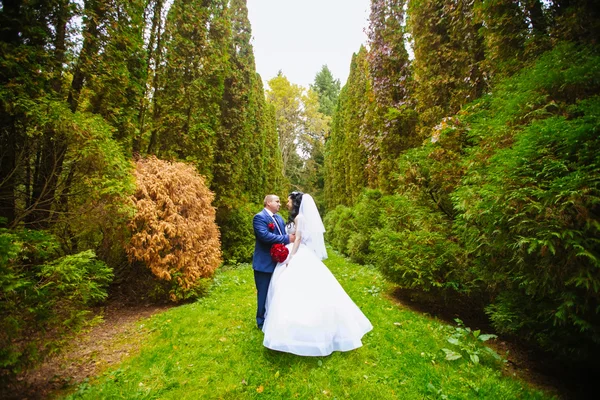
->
[262,195,372,356]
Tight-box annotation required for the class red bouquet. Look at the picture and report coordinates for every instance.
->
[270,243,289,263]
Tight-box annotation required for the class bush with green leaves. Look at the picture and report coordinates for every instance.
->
[451,43,600,358]
[324,43,600,361]
[441,319,503,367]
[0,229,113,372]
[371,194,469,293]
[324,191,470,293]
[346,189,384,264]
[217,202,261,265]
[323,205,356,255]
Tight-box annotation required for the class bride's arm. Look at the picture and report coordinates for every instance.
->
[290,218,302,256]
[285,216,302,265]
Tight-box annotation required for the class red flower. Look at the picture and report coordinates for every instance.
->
[270,243,289,263]
[267,222,275,231]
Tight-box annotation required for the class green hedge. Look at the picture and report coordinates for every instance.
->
[324,43,600,361]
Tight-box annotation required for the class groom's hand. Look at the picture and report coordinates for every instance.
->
[289,234,296,243]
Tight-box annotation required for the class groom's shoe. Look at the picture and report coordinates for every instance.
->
[257,324,263,330]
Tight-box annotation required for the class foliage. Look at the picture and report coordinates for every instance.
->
[326,35,600,361]
[323,205,355,255]
[266,73,305,186]
[127,157,222,302]
[217,202,259,265]
[62,251,551,399]
[408,0,486,136]
[0,229,111,372]
[310,65,341,117]
[325,191,470,293]
[324,47,373,208]
[441,318,502,366]
[475,0,528,78]
[149,0,227,171]
[344,189,383,264]
[452,44,600,358]
[367,0,411,108]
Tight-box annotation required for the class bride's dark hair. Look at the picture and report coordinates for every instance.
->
[287,191,304,226]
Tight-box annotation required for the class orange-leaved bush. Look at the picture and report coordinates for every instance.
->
[127,157,222,301]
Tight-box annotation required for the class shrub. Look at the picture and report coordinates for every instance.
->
[452,44,600,358]
[347,231,371,265]
[370,194,468,292]
[217,202,258,265]
[1,229,111,372]
[39,250,113,324]
[323,205,355,255]
[127,157,222,302]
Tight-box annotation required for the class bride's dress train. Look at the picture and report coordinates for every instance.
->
[262,242,373,356]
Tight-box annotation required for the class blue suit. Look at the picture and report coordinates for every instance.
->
[252,209,289,327]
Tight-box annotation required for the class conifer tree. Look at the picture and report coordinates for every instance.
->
[408,0,486,134]
[367,0,417,189]
[213,0,256,207]
[476,0,528,78]
[324,47,372,208]
[87,0,147,151]
[148,0,229,179]
[310,65,341,117]
[549,0,600,44]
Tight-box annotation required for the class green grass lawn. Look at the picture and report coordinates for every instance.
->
[65,250,555,399]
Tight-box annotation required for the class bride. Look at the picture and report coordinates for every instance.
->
[262,192,372,356]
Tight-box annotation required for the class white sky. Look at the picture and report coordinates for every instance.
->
[247,0,371,90]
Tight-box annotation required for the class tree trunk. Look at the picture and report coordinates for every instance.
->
[25,131,67,228]
[51,0,70,94]
[135,0,164,155]
[525,0,547,35]
[0,0,23,225]
[0,120,16,224]
[68,0,101,113]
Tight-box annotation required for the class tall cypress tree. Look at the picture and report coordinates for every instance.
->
[409,0,486,134]
[367,0,417,190]
[87,0,147,151]
[324,46,372,208]
[213,0,255,207]
[310,65,341,117]
[149,0,229,179]
[476,0,528,78]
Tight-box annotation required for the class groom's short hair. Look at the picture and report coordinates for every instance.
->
[264,194,278,206]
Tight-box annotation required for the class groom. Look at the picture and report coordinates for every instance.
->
[252,194,295,329]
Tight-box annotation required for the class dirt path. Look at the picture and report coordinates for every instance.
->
[2,302,171,400]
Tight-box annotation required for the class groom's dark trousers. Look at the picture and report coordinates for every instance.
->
[252,209,289,328]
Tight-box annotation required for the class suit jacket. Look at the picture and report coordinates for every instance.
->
[252,209,290,273]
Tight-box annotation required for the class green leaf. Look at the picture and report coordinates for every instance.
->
[484,347,503,360]
[470,354,480,364]
[442,348,462,361]
[477,334,497,342]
